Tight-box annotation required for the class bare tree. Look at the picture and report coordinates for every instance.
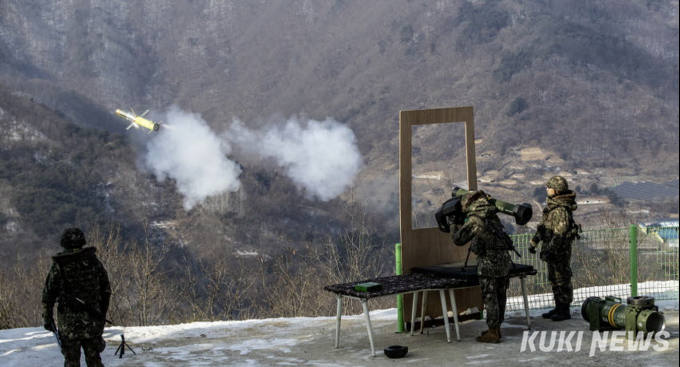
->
[255,194,394,318]
[0,254,50,329]
[90,224,184,326]
[183,256,258,321]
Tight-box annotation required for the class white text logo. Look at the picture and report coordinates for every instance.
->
[520,330,670,356]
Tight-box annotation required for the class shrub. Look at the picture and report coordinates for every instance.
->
[508,97,529,116]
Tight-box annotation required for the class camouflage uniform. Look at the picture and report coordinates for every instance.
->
[531,176,578,321]
[451,191,511,341]
[42,228,111,367]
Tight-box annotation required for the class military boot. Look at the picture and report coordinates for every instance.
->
[541,306,558,319]
[480,328,502,338]
[476,327,501,343]
[550,302,571,321]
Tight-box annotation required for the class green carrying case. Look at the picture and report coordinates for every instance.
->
[354,282,382,292]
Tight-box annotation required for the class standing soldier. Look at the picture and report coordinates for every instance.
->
[451,191,512,343]
[42,228,111,367]
[529,176,579,321]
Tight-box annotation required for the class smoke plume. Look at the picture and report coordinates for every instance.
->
[142,106,242,210]
[141,107,362,209]
[225,116,363,201]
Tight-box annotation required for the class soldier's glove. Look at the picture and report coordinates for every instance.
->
[44,322,55,332]
[449,223,460,234]
[528,245,537,254]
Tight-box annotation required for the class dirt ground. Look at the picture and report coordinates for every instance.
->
[109,310,679,367]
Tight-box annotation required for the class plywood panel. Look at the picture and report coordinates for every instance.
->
[399,106,483,322]
[405,228,482,315]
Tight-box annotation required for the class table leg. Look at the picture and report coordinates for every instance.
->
[361,299,376,357]
[439,290,451,343]
[335,295,342,348]
[520,275,531,330]
[419,291,428,334]
[448,289,461,342]
[410,291,419,336]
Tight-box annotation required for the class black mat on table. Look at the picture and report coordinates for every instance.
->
[411,262,536,279]
[323,273,478,299]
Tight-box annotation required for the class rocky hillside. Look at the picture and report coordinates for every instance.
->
[1,0,678,261]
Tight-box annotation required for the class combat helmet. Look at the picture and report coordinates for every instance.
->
[546,176,569,192]
[60,227,87,249]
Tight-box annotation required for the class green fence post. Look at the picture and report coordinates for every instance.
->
[395,243,405,333]
[629,225,638,297]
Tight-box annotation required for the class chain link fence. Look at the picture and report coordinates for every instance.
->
[506,225,679,311]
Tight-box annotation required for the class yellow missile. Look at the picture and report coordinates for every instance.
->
[115,108,161,133]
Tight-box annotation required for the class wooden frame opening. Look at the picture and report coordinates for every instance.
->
[399,106,483,323]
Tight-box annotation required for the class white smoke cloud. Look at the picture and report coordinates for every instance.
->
[142,106,242,210]
[141,107,363,209]
[225,116,363,201]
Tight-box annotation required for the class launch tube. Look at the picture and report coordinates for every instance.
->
[452,187,533,225]
[581,296,665,335]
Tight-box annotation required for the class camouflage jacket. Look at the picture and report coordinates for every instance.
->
[451,203,511,278]
[532,191,578,261]
[42,247,111,340]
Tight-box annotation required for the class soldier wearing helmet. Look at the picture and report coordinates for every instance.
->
[42,228,111,366]
[529,176,579,322]
[450,190,511,343]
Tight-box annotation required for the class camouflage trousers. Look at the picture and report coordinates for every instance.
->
[480,276,509,328]
[547,258,574,304]
[60,337,105,367]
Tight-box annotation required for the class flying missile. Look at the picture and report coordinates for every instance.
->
[115,108,161,133]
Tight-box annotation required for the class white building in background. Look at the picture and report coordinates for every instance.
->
[639,218,679,248]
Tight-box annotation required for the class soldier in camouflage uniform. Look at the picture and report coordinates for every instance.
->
[529,176,579,322]
[42,228,111,367]
[451,191,512,343]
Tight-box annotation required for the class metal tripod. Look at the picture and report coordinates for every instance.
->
[114,334,136,358]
